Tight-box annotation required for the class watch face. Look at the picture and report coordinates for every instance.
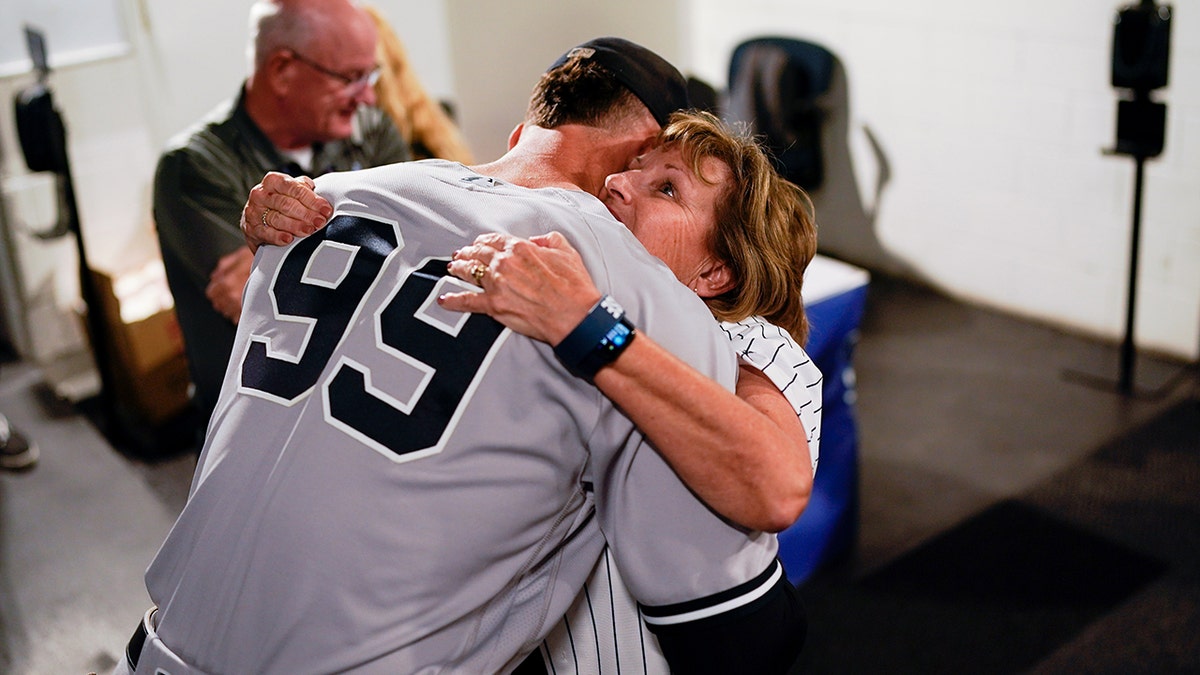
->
[602,322,633,351]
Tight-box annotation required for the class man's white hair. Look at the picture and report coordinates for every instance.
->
[246,0,362,75]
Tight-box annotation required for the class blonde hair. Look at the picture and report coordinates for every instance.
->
[365,6,474,163]
[661,111,818,343]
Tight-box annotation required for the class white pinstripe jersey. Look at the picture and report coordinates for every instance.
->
[533,317,822,674]
[141,161,779,674]
[724,316,822,475]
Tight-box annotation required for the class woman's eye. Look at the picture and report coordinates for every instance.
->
[659,182,675,197]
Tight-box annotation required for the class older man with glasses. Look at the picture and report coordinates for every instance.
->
[153,0,409,436]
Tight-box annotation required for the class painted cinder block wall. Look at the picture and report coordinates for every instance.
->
[684,0,1199,360]
[1,0,1195,369]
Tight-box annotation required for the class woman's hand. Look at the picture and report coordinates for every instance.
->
[439,232,602,346]
[241,172,333,252]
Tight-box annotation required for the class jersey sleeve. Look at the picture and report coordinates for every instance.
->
[722,316,823,475]
[641,558,807,674]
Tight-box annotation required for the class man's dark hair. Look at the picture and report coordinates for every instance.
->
[526,57,644,129]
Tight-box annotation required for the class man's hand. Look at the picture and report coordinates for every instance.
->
[241,172,333,253]
[206,247,254,324]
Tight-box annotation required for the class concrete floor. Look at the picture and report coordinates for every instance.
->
[0,274,1196,674]
[0,359,195,674]
[797,276,1200,673]
[848,277,1196,575]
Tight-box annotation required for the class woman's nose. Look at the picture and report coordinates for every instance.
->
[604,172,633,203]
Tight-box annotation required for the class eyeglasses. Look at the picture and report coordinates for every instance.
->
[287,50,380,94]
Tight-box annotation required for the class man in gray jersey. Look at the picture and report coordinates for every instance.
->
[117,38,803,675]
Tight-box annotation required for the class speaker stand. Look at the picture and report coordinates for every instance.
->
[1066,148,1192,400]
[1117,153,1146,396]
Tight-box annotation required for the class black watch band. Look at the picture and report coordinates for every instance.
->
[553,295,637,381]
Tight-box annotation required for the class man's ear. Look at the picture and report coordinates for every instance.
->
[694,259,736,298]
[261,50,295,95]
[507,123,524,150]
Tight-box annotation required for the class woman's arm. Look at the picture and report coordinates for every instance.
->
[241,178,814,531]
[441,232,812,532]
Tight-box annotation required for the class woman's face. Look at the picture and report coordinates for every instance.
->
[601,145,731,289]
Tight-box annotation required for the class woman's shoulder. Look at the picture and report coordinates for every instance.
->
[719,316,818,380]
[721,316,823,427]
[719,316,798,350]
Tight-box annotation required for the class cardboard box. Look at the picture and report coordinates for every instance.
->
[88,259,191,426]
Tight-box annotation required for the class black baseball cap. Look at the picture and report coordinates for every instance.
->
[548,37,690,127]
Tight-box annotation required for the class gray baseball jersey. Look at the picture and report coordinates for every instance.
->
[141,160,780,674]
[533,316,822,674]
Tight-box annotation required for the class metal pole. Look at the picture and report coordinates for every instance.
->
[1119,154,1145,395]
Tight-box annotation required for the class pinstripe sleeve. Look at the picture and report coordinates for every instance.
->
[722,316,823,474]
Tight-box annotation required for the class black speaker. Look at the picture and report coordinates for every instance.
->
[1111,3,1171,91]
[14,83,70,174]
[1115,98,1166,157]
